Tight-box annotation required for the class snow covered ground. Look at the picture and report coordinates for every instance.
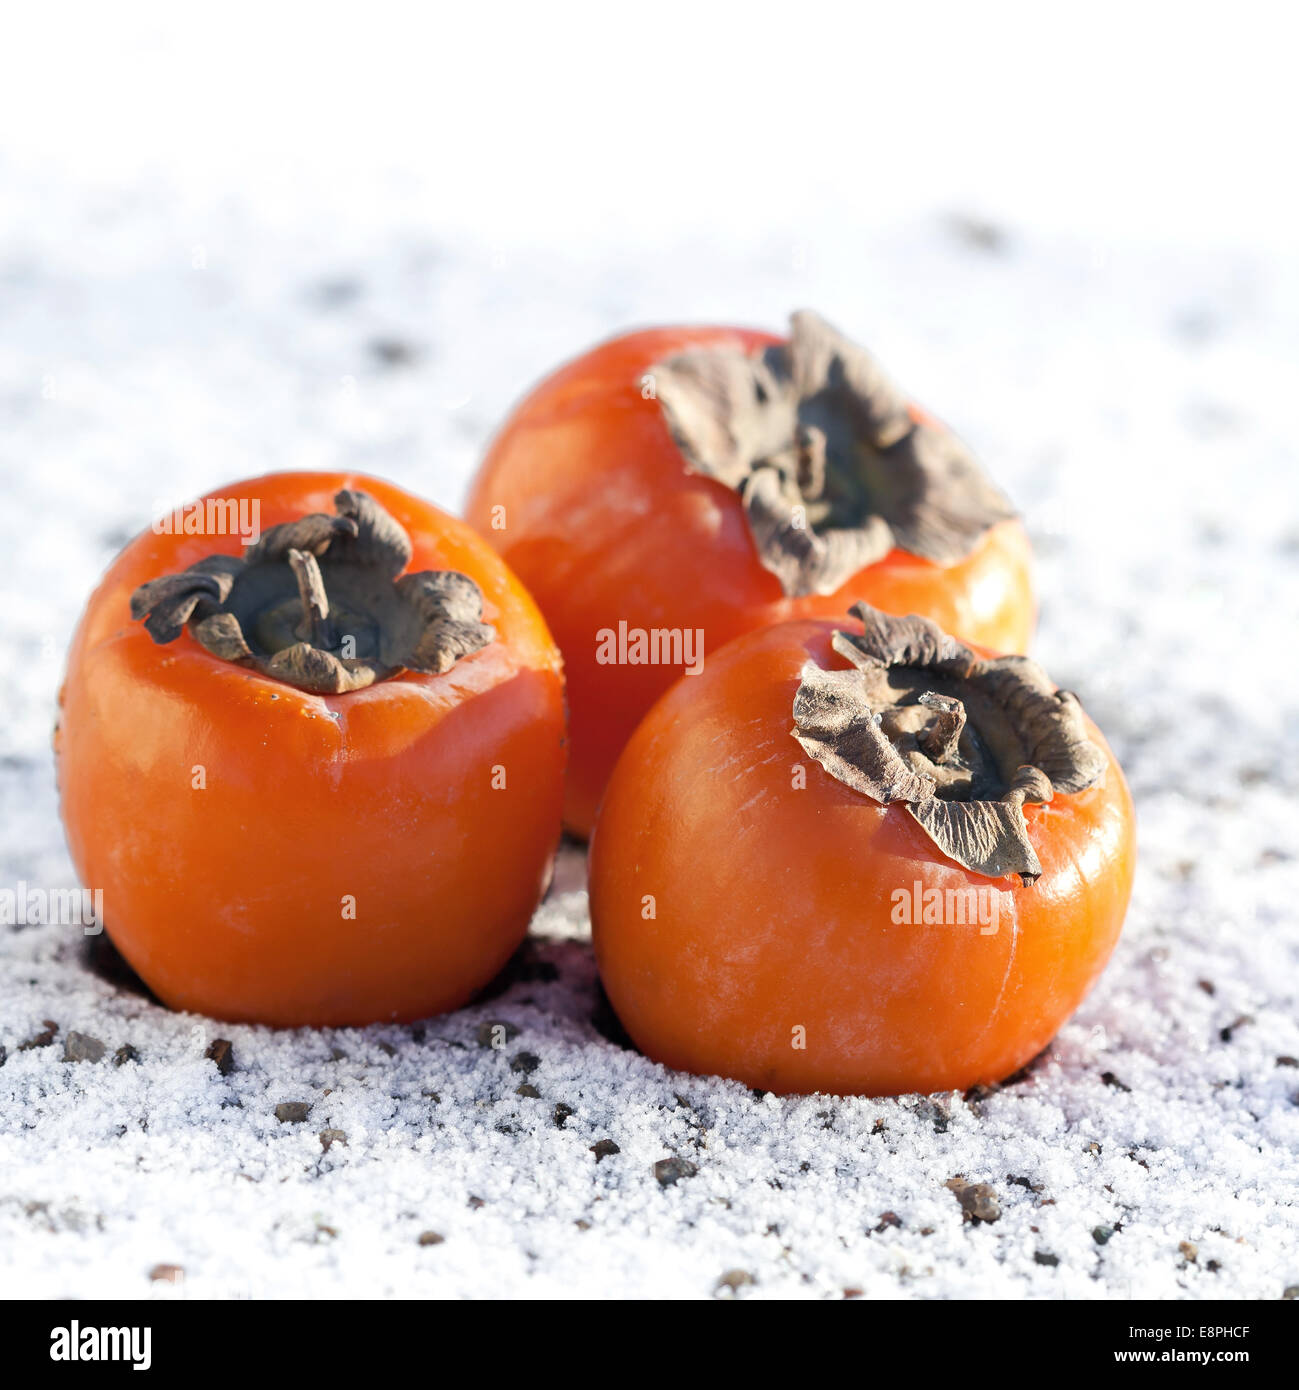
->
[1,7,1297,1300]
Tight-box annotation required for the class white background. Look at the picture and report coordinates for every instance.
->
[3,2,1294,253]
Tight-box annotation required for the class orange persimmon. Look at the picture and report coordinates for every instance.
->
[56,472,565,1027]
[589,603,1134,1097]
[467,311,1034,836]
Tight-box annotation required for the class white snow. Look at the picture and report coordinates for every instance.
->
[1,9,1298,1300]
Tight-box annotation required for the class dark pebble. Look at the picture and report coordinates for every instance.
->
[64,1032,106,1063]
[1093,1225,1114,1245]
[918,1095,951,1131]
[319,1128,347,1152]
[205,1039,235,1076]
[274,1101,312,1124]
[1276,1056,1298,1068]
[653,1156,697,1186]
[19,1020,58,1051]
[590,1139,620,1162]
[417,1231,445,1246]
[1282,1286,1299,1300]
[946,1176,1001,1223]
[874,1212,902,1232]
[113,1044,141,1067]
[553,1103,575,1129]
[509,1051,540,1075]
[1034,1251,1060,1267]
[515,1083,541,1099]
[1100,1071,1131,1092]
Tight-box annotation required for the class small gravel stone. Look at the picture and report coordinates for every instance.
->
[509,1051,540,1076]
[19,1020,58,1051]
[917,1095,951,1132]
[946,1176,1001,1223]
[63,1031,106,1063]
[1034,1250,1060,1267]
[590,1138,620,1162]
[417,1231,444,1246]
[205,1039,234,1076]
[319,1128,347,1152]
[113,1043,140,1067]
[274,1102,311,1124]
[654,1156,697,1186]
[149,1264,184,1284]
[715,1269,755,1295]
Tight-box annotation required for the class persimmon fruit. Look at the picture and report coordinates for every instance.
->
[589,603,1134,1097]
[467,310,1035,836]
[56,472,565,1027]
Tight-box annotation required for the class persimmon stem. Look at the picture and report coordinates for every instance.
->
[793,604,1107,884]
[918,691,966,763]
[651,311,1017,598]
[288,548,338,650]
[131,490,496,695]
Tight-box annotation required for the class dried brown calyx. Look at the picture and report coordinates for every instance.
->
[652,310,1015,598]
[791,603,1105,883]
[130,489,495,693]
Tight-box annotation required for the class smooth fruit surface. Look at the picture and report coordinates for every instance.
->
[57,471,566,1027]
[589,619,1133,1097]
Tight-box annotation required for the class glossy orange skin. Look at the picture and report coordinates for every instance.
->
[589,619,1134,1097]
[56,472,566,1027]
[467,325,1035,837]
